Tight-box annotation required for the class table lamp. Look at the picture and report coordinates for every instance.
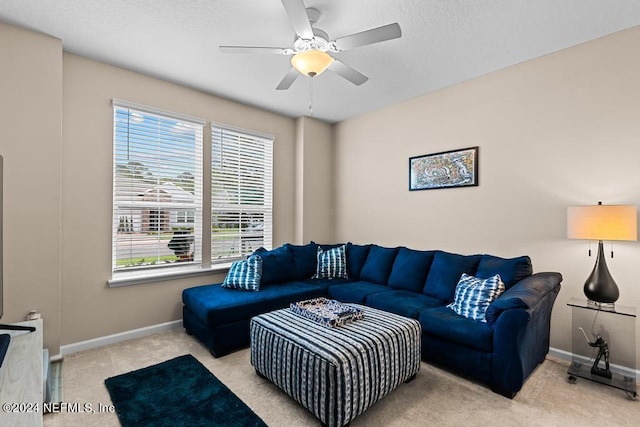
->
[567,202,637,306]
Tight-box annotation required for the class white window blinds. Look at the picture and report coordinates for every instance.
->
[211,124,273,264]
[113,101,204,273]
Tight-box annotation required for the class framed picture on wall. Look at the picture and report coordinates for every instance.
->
[409,146,479,191]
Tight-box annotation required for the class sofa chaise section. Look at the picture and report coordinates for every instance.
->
[183,280,327,357]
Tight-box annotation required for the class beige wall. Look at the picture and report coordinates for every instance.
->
[4,18,639,365]
[1,21,323,354]
[334,26,640,363]
[0,23,63,352]
[60,54,298,348]
[294,116,334,244]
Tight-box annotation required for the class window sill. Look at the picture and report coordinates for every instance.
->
[108,263,232,288]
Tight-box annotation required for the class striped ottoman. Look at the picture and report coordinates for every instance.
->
[250,304,421,427]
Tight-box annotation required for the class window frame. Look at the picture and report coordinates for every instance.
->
[109,100,274,287]
[110,99,206,284]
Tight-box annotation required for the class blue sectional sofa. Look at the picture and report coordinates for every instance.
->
[182,242,562,398]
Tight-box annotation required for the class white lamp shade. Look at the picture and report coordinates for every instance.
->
[567,204,638,241]
[291,50,333,77]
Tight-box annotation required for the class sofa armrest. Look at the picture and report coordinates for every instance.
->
[489,272,562,396]
[486,272,562,325]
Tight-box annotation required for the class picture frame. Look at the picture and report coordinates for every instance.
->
[409,146,479,191]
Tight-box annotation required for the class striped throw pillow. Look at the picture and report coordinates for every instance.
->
[447,273,505,322]
[313,245,348,279]
[222,255,263,291]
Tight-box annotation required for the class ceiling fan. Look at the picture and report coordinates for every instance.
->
[220,0,402,90]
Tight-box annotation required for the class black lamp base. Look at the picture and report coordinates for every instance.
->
[583,241,619,305]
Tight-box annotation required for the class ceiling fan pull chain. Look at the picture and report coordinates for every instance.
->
[308,78,314,118]
[611,241,614,258]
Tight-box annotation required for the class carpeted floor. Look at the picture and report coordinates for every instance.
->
[44,328,637,427]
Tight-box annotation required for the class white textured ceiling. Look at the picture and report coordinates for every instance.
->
[1,0,639,123]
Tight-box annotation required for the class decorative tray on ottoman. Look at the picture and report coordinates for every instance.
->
[290,297,364,327]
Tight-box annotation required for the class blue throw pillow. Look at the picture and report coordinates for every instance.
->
[388,247,435,292]
[475,254,532,289]
[253,245,295,285]
[359,245,400,285]
[423,251,482,302]
[221,255,263,291]
[285,242,318,280]
[313,245,348,279]
[447,273,505,322]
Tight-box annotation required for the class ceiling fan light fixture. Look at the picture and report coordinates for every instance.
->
[291,50,333,77]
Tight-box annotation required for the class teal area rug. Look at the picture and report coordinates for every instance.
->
[104,354,267,427]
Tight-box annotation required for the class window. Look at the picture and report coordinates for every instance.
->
[112,100,204,273]
[112,100,273,282]
[211,123,273,264]
[176,210,194,224]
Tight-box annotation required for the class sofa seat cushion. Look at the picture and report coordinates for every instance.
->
[419,306,493,352]
[303,278,351,291]
[327,281,389,304]
[387,248,435,292]
[365,290,442,319]
[182,281,325,326]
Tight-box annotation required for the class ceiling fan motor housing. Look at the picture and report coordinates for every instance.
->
[293,28,333,53]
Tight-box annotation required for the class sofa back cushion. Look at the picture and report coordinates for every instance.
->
[423,251,482,302]
[475,254,532,289]
[285,242,318,280]
[346,243,371,280]
[313,242,344,250]
[359,245,400,285]
[253,245,295,285]
[388,248,435,292]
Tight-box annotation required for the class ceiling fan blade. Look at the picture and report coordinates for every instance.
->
[219,46,292,55]
[333,23,402,51]
[328,60,369,86]
[281,0,314,39]
[276,67,299,90]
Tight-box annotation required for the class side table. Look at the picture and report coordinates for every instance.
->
[0,319,44,427]
[566,298,637,399]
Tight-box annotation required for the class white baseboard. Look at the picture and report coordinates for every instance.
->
[548,346,573,361]
[57,319,183,358]
[548,346,640,377]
